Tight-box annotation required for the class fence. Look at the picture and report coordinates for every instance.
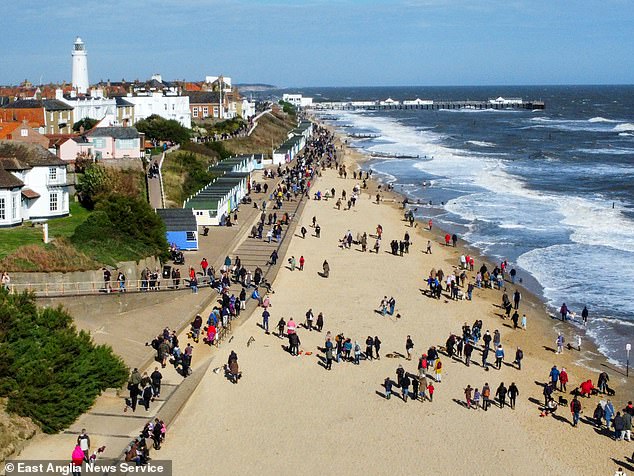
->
[8,277,199,298]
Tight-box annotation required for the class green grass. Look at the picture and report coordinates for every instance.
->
[0,202,90,260]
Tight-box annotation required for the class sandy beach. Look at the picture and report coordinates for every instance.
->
[160,131,633,475]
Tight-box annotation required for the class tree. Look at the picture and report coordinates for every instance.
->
[73,117,99,132]
[0,290,128,433]
[135,115,191,144]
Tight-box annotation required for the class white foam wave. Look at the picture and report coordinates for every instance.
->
[588,117,618,123]
[619,132,634,137]
[576,147,634,155]
[333,110,634,256]
[614,123,634,132]
[466,140,496,148]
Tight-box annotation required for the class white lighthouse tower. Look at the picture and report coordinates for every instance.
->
[71,37,89,94]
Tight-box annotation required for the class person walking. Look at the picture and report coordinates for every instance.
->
[406,335,414,360]
[77,429,90,461]
[570,396,582,427]
[549,365,560,388]
[508,382,519,409]
[401,373,411,402]
[559,367,569,392]
[556,333,565,354]
[482,383,491,411]
[316,312,324,332]
[299,255,305,271]
[374,336,382,360]
[150,367,163,398]
[365,336,374,360]
[495,345,505,369]
[513,289,521,309]
[384,377,393,399]
[434,359,442,382]
[322,260,330,277]
[427,382,435,402]
[262,308,270,333]
[464,385,474,409]
[514,347,524,370]
[496,382,508,408]
[325,346,333,371]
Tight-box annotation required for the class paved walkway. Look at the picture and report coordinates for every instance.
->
[13,165,310,466]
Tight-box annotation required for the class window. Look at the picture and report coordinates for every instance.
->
[186,231,196,241]
[12,195,17,219]
[116,139,136,149]
[50,193,58,212]
[0,198,5,220]
[203,107,209,117]
[213,107,219,117]
[49,167,57,181]
[193,107,199,118]
[20,128,28,137]
[92,138,105,148]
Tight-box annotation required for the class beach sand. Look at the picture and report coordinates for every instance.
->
[160,133,632,475]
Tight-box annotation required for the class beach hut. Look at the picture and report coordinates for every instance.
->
[156,208,198,250]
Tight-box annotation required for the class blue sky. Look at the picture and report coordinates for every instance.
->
[2,0,633,87]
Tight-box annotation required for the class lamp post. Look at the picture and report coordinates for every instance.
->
[627,343,631,377]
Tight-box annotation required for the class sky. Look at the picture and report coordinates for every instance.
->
[1,0,633,87]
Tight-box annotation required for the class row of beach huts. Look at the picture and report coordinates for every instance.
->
[156,120,313,250]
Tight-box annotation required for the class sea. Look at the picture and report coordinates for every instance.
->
[263,85,634,365]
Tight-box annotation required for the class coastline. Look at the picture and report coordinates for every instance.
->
[158,121,633,475]
[328,119,628,377]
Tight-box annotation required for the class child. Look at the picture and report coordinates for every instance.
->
[473,388,481,410]
[384,377,392,400]
[427,383,435,402]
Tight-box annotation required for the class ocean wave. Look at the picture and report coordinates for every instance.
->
[614,123,634,132]
[619,132,634,137]
[466,140,496,148]
[588,117,619,123]
[576,147,634,155]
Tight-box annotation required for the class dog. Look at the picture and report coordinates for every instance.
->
[606,385,616,396]
[558,396,568,406]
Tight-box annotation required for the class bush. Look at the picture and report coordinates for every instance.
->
[0,291,128,433]
[76,164,143,209]
[135,115,191,144]
[71,195,169,263]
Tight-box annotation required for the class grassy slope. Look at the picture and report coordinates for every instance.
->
[0,202,90,260]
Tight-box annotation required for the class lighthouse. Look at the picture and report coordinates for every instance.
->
[71,37,89,94]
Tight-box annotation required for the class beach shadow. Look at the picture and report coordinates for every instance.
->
[601,362,628,377]
[317,271,329,278]
[391,352,407,359]
[542,346,557,353]
[452,398,470,409]
[374,309,386,316]
[612,459,634,472]
[317,360,327,369]
[316,354,326,363]
[502,323,514,329]
[528,397,542,406]
[551,413,568,424]
[375,390,389,399]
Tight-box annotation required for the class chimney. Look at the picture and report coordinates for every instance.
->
[55,88,63,100]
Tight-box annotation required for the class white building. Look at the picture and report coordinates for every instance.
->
[403,98,434,105]
[0,141,70,227]
[282,94,313,108]
[56,88,117,123]
[488,97,523,105]
[239,98,256,119]
[127,92,191,128]
[71,37,89,95]
[379,98,400,106]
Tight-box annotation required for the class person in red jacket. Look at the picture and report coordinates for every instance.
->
[299,255,305,271]
[445,234,451,246]
[559,368,569,392]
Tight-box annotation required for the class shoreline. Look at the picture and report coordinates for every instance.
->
[323,117,628,377]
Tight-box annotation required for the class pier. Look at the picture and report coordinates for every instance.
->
[311,99,545,111]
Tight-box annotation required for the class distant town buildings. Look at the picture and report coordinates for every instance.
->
[282,94,313,108]
[0,37,260,165]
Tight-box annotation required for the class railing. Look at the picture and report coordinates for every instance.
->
[8,277,205,298]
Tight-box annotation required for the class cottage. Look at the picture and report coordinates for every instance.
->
[86,126,141,160]
[0,141,70,227]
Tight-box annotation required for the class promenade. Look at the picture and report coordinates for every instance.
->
[14,162,309,465]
